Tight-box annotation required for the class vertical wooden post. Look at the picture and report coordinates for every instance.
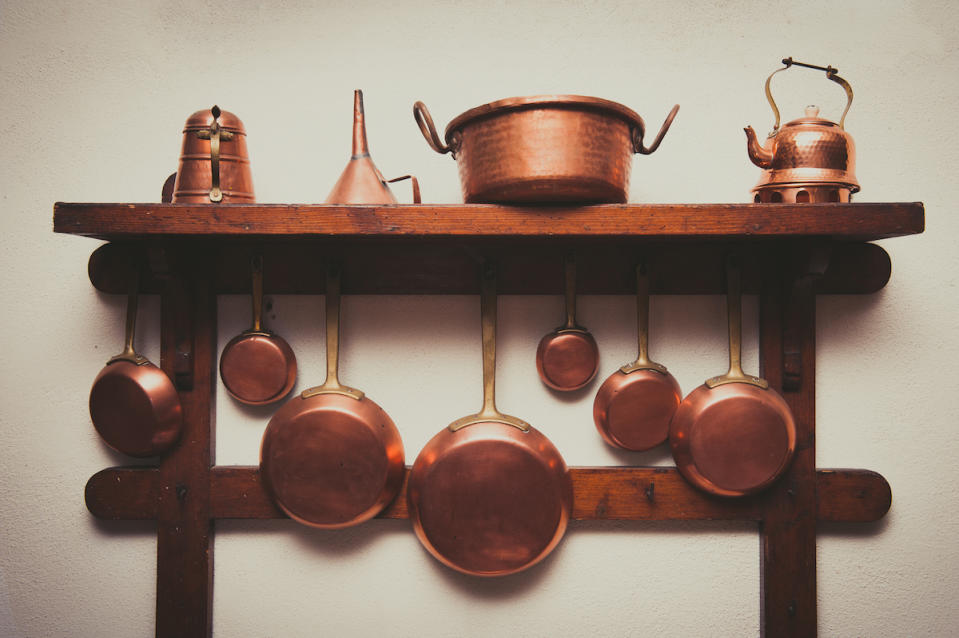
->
[156,246,216,638]
[759,258,818,637]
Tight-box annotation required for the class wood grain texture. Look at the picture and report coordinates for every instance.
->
[86,466,891,523]
[54,202,924,241]
[155,253,215,638]
[85,239,892,296]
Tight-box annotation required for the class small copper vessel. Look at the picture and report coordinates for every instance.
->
[172,105,254,203]
[414,95,679,204]
[536,254,598,391]
[745,58,858,203]
[326,90,420,204]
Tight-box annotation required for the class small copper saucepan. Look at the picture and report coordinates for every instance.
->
[669,258,796,497]
[259,264,404,528]
[407,263,573,577]
[593,263,681,451]
[89,265,182,457]
[536,254,599,391]
[219,255,297,406]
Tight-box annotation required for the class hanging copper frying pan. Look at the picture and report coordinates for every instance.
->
[407,263,573,577]
[593,263,681,451]
[669,258,796,497]
[219,255,297,405]
[259,264,404,527]
[536,254,599,391]
[89,265,182,457]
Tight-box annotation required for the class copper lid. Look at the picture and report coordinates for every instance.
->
[182,107,247,134]
[445,95,643,139]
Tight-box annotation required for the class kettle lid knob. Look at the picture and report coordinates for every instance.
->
[805,105,820,118]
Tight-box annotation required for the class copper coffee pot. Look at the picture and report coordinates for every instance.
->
[326,90,420,204]
[744,58,859,203]
[172,105,255,203]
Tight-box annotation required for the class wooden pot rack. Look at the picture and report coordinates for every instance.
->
[54,201,924,637]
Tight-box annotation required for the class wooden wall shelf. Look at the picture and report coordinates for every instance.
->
[54,201,924,638]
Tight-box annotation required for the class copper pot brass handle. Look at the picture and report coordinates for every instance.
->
[387,175,422,203]
[706,256,768,390]
[632,104,680,155]
[765,57,854,133]
[195,105,235,202]
[413,101,451,154]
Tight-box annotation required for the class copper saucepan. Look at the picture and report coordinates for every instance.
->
[536,254,599,391]
[407,263,573,576]
[669,258,796,497]
[259,264,405,527]
[414,95,679,204]
[219,255,297,406]
[593,263,681,451]
[89,265,182,457]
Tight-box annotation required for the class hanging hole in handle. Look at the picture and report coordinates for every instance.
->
[413,101,450,155]
[387,175,422,204]
[633,104,680,155]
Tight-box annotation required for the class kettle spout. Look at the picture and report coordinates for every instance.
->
[744,126,773,168]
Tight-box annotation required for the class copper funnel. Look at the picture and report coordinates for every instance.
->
[172,105,254,203]
[326,90,419,204]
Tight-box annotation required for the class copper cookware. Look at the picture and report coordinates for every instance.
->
[407,264,573,576]
[259,264,404,528]
[219,255,296,405]
[745,58,858,203]
[89,266,182,457]
[172,105,254,203]
[536,254,598,391]
[669,258,796,497]
[414,95,679,204]
[593,263,681,451]
[326,90,420,205]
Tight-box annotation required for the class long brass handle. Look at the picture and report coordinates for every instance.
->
[250,255,264,333]
[620,262,667,374]
[109,260,148,366]
[706,256,767,389]
[195,105,234,203]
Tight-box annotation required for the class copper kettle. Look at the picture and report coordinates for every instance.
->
[744,58,859,203]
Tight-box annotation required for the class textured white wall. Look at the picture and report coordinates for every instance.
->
[1,0,956,636]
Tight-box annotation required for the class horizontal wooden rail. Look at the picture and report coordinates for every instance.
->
[85,466,891,524]
[85,240,892,295]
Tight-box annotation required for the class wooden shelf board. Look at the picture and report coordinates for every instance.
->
[54,202,924,242]
[85,465,891,524]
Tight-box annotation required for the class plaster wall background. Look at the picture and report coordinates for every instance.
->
[1,1,956,636]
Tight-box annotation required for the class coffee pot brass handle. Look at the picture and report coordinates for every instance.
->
[195,105,234,202]
[765,57,854,132]
[413,101,451,155]
[632,104,680,155]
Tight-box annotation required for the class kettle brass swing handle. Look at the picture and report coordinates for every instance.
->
[765,57,854,133]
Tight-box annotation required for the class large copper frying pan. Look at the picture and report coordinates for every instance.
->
[407,264,573,577]
[89,267,182,457]
[593,263,681,451]
[669,258,796,497]
[219,255,297,406]
[536,254,599,391]
[259,264,404,527]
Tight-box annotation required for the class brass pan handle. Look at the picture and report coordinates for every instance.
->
[765,57,854,133]
[413,101,451,155]
[195,105,235,202]
[632,104,680,155]
[387,174,422,203]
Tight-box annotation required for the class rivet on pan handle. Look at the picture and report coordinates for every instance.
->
[194,105,235,202]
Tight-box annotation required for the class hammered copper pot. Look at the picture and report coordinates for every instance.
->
[414,95,679,204]
[172,105,254,203]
